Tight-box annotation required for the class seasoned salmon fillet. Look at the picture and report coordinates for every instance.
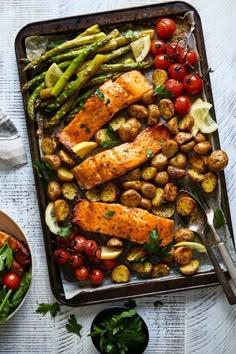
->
[57,70,152,149]
[72,199,174,246]
[72,123,170,190]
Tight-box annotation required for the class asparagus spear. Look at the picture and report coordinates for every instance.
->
[84,72,121,87]
[27,82,45,120]
[96,60,153,74]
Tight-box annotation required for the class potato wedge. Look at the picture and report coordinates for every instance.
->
[174,132,193,146]
[72,141,98,158]
[117,118,141,142]
[178,114,194,131]
[120,168,141,181]
[132,262,153,277]
[141,89,156,105]
[201,172,218,193]
[159,99,175,120]
[53,199,70,222]
[58,150,76,166]
[189,154,207,173]
[120,189,142,207]
[180,140,195,153]
[174,246,193,265]
[147,104,160,126]
[43,154,61,170]
[169,153,187,169]
[112,265,130,283]
[122,181,142,191]
[151,263,170,278]
[127,104,148,119]
[139,197,152,211]
[62,182,78,200]
[194,132,206,144]
[95,128,112,146]
[167,166,186,180]
[187,169,205,183]
[100,182,118,203]
[161,139,179,158]
[151,188,164,207]
[41,136,57,155]
[194,141,212,155]
[57,167,74,182]
[179,259,200,275]
[176,196,196,216]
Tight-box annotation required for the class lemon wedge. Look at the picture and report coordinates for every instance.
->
[72,141,98,158]
[174,241,207,253]
[190,98,218,135]
[45,202,60,235]
[100,246,123,260]
[130,35,151,62]
[45,63,63,88]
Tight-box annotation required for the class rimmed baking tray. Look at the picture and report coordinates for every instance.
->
[15,1,235,306]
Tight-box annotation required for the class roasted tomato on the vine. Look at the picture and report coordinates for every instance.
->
[156,18,176,38]
[102,259,117,269]
[84,240,98,256]
[69,253,85,268]
[174,95,191,114]
[90,268,104,285]
[150,39,166,56]
[73,235,87,253]
[183,74,203,95]
[179,49,198,66]
[168,63,187,81]
[165,79,183,98]
[166,42,183,60]
[57,230,75,245]
[153,54,171,69]
[74,265,89,281]
[54,248,70,265]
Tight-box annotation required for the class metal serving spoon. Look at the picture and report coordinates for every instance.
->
[177,190,236,305]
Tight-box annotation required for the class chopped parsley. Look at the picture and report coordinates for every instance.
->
[214,208,226,229]
[145,149,154,158]
[36,302,61,318]
[95,89,105,101]
[66,314,83,337]
[104,211,115,219]
[105,98,111,105]
[58,225,72,238]
[80,123,90,134]
[154,84,173,98]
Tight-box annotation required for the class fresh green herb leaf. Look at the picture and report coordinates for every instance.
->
[0,243,13,271]
[145,149,154,158]
[11,272,32,307]
[58,225,72,238]
[106,126,119,140]
[143,229,173,260]
[80,123,90,133]
[32,159,55,188]
[154,85,173,98]
[214,208,226,229]
[79,182,85,189]
[101,140,121,148]
[105,98,111,105]
[66,314,83,337]
[79,100,86,110]
[36,302,61,317]
[95,89,105,101]
[104,211,115,219]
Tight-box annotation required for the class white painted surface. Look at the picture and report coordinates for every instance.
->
[0,0,236,353]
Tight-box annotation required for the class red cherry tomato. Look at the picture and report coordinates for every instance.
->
[183,74,203,95]
[54,248,70,265]
[156,18,176,38]
[179,49,198,66]
[102,259,117,269]
[153,54,171,70]
[57,230,75,245]
[166,42,182,60]
[87,255,101,264]
[165,79,183,98]
[69,253,85,268]
[174,96,191,114]
[74,266,89,281]
[150,39,166,56]
[73,235,87,253]
[89,268,104,285]
[2,272,21,290]
[84,240,98,256]
[168,63,187,81]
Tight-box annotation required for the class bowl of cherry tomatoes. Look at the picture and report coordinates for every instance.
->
[0,210,33,322]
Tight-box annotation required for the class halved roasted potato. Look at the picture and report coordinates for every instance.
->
[112,265,130,283]
[41,136,57,155]
[179,259,200,275]
[176,196,196,216]
[152,202,175,218]
[100,182,118,203]
[126,245,146,262]
[62,183,78,200]
[120,189,142,207]
[174,246,193,265]
[53,199,70,222]
[159,99,175,120]
[151,263,170,278]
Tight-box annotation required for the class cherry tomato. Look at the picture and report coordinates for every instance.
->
[183,74,203,95]
[165,79,183,98]
[168,63,187,81]
[54,248,70,265]
[102,259,117,269]
[84,240,98,256]
[2,272,21,290]
[153,54,171,70]
[74,266,89,281]
[69,253,85,268]
[90,268,104,285]
[166,42,182,60]
[156,18,176,38]
[179,49,198,66]
[87,255,101,264]
[150,39,166,56]
[174,96,191,114]
[73,235,87,253]
[57,230,75,245]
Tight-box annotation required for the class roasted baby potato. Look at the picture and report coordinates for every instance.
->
[85,188,101,202]
[122,181,142,191]
[169,153,187,169]
[112,264,130,283]
[147,104,160,126]
[43,154,61,170]
[176,196,196,216]
[57,167,74,182]
[141,167,157,180]
[194,132,206,144]
[139,197,152,211]
[100,182,118,203]
[163,183,178,202]
[120,168,141,181]
[62,183,78,200]
[179,259,200,275]
[201,172,218,193]
[152,69,168,86]
[194,141,212,155]
[180,140,195,153]
[127,104,148,119]
[174,132,193,146]
[58,150,76,166]
[159,99,175,120]
[153,171,169,186]
[174,228,194,243]
[107,237,124,248]
[53,199,70,222]
[95,128,112,146]
[167,117,179,135]
[109,116,126,131]
[47,181,61,201]
[174,246,193,265]
[167,166,186,179]
[161,139,179,158]
[141,89,156,105]
[151,264,170,278]
[141,182,156,199]
[189,154,207,173]
[207,150,229,171]
[117,118,141,142]
[178,114,194,131]
[151,153,169,171]
[187,169,205,183]
[152,188,164,207]
[152,202,175,218]
[132,261,153,277]
[126,245,146,262]
[120,189,142,207]
[41,136,57,155]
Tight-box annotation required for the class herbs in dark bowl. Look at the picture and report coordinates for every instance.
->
[90,306,149,354]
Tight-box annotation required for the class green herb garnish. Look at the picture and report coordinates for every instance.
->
[66,314,83,337]
[0,243,13,271]
[101,140,121,148]
[36,302,61,318]
[142,229,173,261]
[80,123,90,133]
[105,98,111,105]
[58,225,72,238]
[145,149,154,158]
[95,89,105,101]
[33,159,55,186]
[214,208,226,229]
[104,211,115,219]
[154,85,173,98]
[124,30,135,39]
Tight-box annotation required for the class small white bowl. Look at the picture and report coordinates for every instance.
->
[0,210,33,321]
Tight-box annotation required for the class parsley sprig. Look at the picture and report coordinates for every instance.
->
[154,84,173,98]
[0,243,13,271]
[66,314,83,337]
[101,126,122,148]
[214,208,226,229]
[36,302,61,317]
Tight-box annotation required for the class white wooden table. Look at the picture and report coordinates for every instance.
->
[0,1,236,353]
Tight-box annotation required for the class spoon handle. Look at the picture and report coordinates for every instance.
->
[199,231,236,305]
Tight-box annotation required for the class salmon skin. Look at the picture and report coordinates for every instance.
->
[72,123,170,190]
[72,199,174,246]
[57,70,152,150]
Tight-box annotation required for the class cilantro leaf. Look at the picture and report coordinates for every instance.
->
[0,243,13,271]
[214,208,226,229]
[36,302,61,317]
[58,225,72,238]
[104,211,115,219]
[145,149,154,158]
[154,85,173,98]
[66,314,82,337]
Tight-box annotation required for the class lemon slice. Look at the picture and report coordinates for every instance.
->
[190,98,218,135]
[174,241,207,253]
[100,246,123,259]
[72,141,98,158]
[130,35,151,62]
[45,202,60,235]
[45,63,63,88]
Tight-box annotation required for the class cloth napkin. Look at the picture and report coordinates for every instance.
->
[0,109,27,170]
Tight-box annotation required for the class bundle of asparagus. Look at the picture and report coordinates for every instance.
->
[23,24,154,128]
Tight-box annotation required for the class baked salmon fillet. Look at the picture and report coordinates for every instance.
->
[72,200,174,246]
[72,123,170,189]
[57,70,152,150]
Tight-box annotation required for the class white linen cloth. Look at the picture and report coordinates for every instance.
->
[0,108,27,170]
